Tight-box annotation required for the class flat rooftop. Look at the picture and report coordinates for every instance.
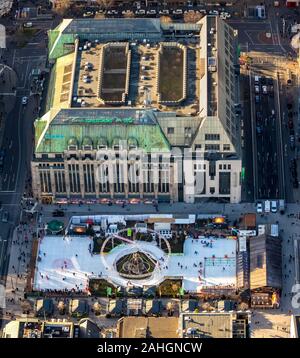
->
[181,313,233,338]
[51,38,201,116]
[117,317,179,338]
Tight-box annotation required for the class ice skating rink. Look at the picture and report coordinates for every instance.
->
[34,235,236,293]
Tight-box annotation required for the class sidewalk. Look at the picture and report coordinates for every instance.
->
[3,223,36,322]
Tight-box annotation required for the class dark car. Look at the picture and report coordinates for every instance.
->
[291,159,297,169]
[1,211,9,223]
[260,76,266,85]
[256,111,262,121]
[293,180,299,189]
[0,149,5,170]
[52,210,65,217]
[290,135,295,150]
[256,125,263,135]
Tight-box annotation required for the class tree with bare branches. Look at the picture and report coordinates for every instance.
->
[183,11,204,23]
[123,10,135,18]
[52,0,73,17]
[94,0,114,10]
[159,15,173,23]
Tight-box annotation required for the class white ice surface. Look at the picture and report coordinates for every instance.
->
[34,236,236,293]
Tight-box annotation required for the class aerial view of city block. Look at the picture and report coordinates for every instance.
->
[0,0,300,346]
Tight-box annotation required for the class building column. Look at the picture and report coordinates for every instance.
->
[49,167,56,199]
[79,162,85,199]
[124,159,129,199]
[108,161,114,199]
[94,162,100,199]
[64,160,71,198]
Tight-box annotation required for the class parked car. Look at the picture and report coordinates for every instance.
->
[255,95,260,103]
[256,111,262,121]
[83,12,94,18]
[23,22,33,28]
[147,9,156,15]
[256,125,263,135]
[256,202,263,213]
[290,135,295,150]
[254,75,260,84]
[271,200,277,213]
[1,211,9,223]
[173,9,183,15]
[279,199,285,214]
[159,9,169,15]
[52,210,65,217]
[293,180,299,188]
[262,85,268,94]
[254,85,260,94]
[0,149,5,171]
[22,96,28,105]
[136,9,146,15]
[264,200,270,213]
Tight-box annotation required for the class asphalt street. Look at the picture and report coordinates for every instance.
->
[0,42,47,283]
[251,72,281,200]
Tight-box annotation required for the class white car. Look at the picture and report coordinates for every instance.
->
[264,200,271,213]
[262,85,268,94]
[83,12,93,18]
[221,12,231,19]
[256,202,263,214]
[23,22,33,28]
[22,96,28,105]
[147,9,156,15]
[173,9,183,15]
[159,9,169,15]
[271,200,277,213]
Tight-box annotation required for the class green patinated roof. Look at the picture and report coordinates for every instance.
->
[112,136,122,147]
[48,31,76,60]
[35,111,170,154]
[47,220,64,233]
[128,137,138,147]
[82,136,93,147]
[68,137,78,147]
